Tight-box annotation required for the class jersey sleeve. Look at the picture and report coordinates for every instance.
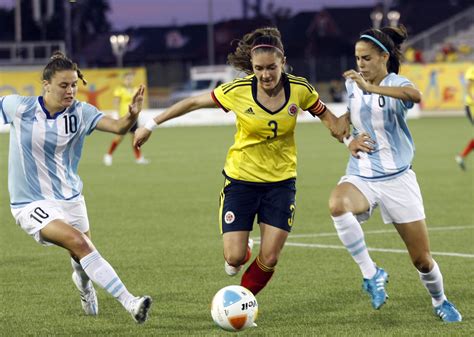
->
[81,102,104,135]
[392,75,415,110]
[0,95,22,124]
[300,83,327,117]
[211,81,233,112]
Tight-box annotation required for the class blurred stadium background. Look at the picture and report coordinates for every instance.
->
[0,1,473,336]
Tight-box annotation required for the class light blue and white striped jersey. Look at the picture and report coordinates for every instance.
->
[346,73,415,180]
[1,95,104,208]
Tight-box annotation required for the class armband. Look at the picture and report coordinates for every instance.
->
[144,119,158,131]
[343,135,354,147]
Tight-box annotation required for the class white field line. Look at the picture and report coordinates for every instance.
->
[251,225,474,258]
[287,225,474,239]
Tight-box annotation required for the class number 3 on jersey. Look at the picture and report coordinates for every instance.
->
[267,120,278,139]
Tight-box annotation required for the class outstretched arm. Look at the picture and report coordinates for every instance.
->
[133,92,217,148]
[96,85,145,134]
[318,108,350,142]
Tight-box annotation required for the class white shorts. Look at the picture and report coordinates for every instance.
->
[338,169,426,224]
[11,196,90,246]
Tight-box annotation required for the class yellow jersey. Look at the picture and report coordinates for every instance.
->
[465,66,474,106]
[113,86,136,117]
[212,73,326,183]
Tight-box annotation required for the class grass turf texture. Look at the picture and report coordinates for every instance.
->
[0,117,472,336]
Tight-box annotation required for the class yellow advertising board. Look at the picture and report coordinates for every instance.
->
[400,62,472,110]
[0,67,147,111]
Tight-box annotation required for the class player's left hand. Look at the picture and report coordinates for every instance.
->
[129,85,146,117]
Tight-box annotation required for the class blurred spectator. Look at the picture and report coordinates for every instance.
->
[329,79,344,103]
[405,47,415,63]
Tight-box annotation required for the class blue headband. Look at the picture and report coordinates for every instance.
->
[360,34,389,54]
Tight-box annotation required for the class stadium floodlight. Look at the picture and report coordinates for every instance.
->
[110,34,129,68]
[370,10,383,29]
[387,11,401,27]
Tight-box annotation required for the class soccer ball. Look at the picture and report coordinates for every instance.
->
[211,285,258,331]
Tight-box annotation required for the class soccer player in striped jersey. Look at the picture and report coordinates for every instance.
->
[103,71,149,166]
[328,25,462,322]
[134,27,357,297]
[0,52,152,323]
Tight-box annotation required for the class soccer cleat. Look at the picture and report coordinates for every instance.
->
[72,272,98,316]
[103,154,113,166]
[455,155,466,170]
[362,267,389,310]
[136,156,150,165]
[224,238,254,277]
[434,300,462,323]
[128,296,153,324]
[224,261,243,276]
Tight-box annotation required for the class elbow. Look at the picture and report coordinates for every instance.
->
[412,90,422,103]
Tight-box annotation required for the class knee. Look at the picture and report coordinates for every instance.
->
[224,251,247,267]
[259,253,278,268]
[412,252,432,272]
[329,194,351,217]
[67,232,94,258]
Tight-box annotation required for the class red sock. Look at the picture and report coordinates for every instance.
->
[134,146,141,159]
[460,139,474,157]
[241,256,274,296]
[107,140,119,155]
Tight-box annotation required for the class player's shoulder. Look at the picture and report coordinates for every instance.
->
[219,75,253,95]
[385,73,413,87]
[3,95,36,108]
[286,73,315,93]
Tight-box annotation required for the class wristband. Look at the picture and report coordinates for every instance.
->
[343,135,354,147]
[144,119,157,131]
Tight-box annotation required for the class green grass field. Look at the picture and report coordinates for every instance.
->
[0,117,473,336]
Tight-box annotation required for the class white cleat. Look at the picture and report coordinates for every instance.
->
[72,272,98,316]
[224,261,242,276]
[136,156,150,165]
[128,296,153,324]
[103,154,113,166]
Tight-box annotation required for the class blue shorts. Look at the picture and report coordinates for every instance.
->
[218,174,296,234]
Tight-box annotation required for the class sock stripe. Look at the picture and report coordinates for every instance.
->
[111,283,124,296]
[105,277,119,292]
[80,252,101,270]
[346,237,364,249]
[351,244,368,257]
[256,256,274,273]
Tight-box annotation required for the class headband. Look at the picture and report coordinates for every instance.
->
[251,44,284,55]
[360,34,389,54]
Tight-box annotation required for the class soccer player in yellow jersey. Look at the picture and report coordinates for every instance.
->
[103,72,149,166]
[134,27,365,297]
[455,65,474,170]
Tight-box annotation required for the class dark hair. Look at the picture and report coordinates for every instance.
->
[42,51,87,85]
[358,25,408,74]
[227,27,285,74]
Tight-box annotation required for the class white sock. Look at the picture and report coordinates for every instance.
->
[80,250,135,309]
[332,212,376,279]
[418,260,446,307]
[71,258,90,288]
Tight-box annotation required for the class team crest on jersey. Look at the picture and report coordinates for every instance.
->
[288,104,298,116]
[224,211,235,224]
